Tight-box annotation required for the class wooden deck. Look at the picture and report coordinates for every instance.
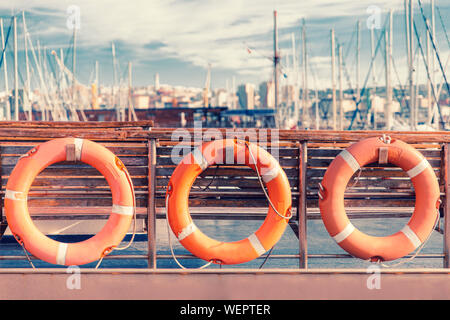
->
[1,268,449,300]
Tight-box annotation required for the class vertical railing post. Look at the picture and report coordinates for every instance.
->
[443,143,449,268]
[0,146,5,240]
[298,141,308,269]
[147,138,157,268]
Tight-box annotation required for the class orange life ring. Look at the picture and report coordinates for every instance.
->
[5,138,135,266]
[166,139,292,265]
[318,136,440,262]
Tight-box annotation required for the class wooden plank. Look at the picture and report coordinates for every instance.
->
[0,156,147,166]
[0,145,148,156]
[306,168,441,178]
[307,178,415,190]
[156,146,300,157]
[306,198,416,208]
[298,142,307,269]
[0,120,153,128]
[156,177,298,189]
[27,197,147,207]
[1,166,147,176]
[148,129,450,143]
[156,166,299,178]
[156,156,299,167]
[308,148,442,158]
[0,128,149,140]
[148,139,157,269]
[306,158,442,168]
[0,177,148,188]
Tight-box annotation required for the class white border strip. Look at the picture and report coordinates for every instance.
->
[112,204,134,216]
[339,150,360,173]
[333,223,355,243]
[178,222,196,241]
[406,158,429,178]
[248,233,266,256]
[5,189,26,201]
[192,148,209,171]
[56,243,68,265]
[74,138,84,161]
[400,225,421,249]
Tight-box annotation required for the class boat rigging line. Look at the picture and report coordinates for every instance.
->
[412,20,445,127]
[417,0,450,97]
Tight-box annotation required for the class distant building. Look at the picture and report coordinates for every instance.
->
[237,83,255,109]
[212,89,228,107]
[259,81,275,109]
[132,94,150,109]
[282,84,297,106]
[155,73,160,91]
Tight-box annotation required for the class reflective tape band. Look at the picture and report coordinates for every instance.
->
[74,138,84,161]
[400,225,421,249]
[339,150,360,173]
[112,204,134,216]
[406,158,429,178]
[56,242,68,265]
[5,189,26,201]
[261,166,279,183]
[178,222,196,241]
[192,148,208,171]
[333,223,355,243]
[248,233,266,256]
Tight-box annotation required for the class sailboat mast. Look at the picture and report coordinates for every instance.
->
[128,61,132,121]
[330,28,337,130]
[356,20,360,103]
[23,12,31,121]
[13,16,18,121]
[72,25,77,105]
[1,18,10,121]
[408,0,416,129]
[338,44,343,131]
[273,10,280,124]
[302,19,309,128]
[370,27,377,128]
[385,10,393,130]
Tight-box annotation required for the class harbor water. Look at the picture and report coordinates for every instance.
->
[0,216,445,269]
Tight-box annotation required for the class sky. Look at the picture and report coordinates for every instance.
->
[0,0,449,91]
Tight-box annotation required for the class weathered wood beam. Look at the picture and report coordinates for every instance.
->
[147,139,157,268]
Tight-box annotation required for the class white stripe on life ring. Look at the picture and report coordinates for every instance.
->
[400,225,421,249]
[248,233,266,256]
[112,204,134,216]
[333,223,355,243]
[339,149,360,173]
[74,138,84,161]
[56,242,68,265]
[406,158,429,178]
[261,166,279,183]
[5,189,26,201]
[178,222,197,241]
[192,147,209,171]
